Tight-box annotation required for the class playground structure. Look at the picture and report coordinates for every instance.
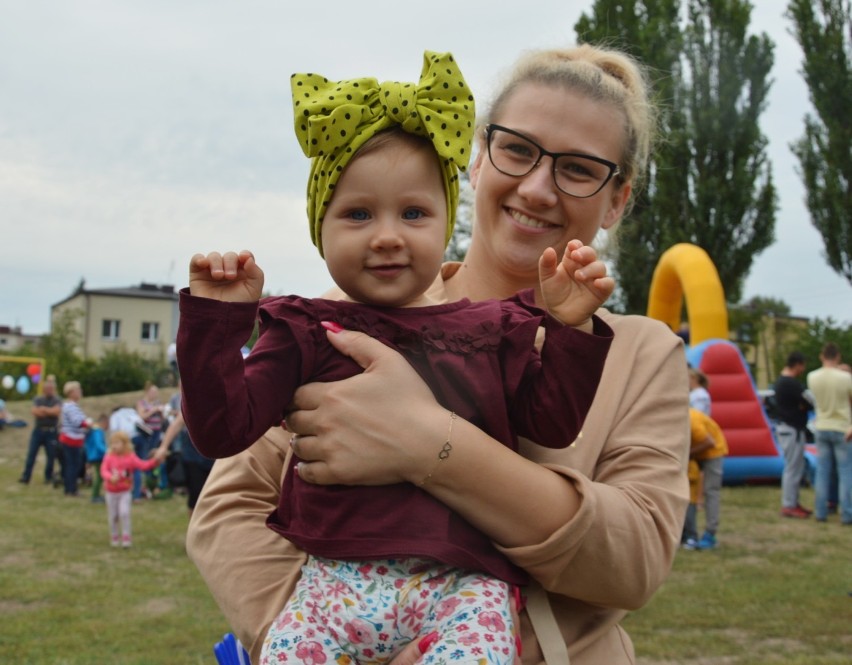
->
[646,244,815,485]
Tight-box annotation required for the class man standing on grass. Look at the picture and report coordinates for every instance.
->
[807,343,852,525]
[775,351,814,519]
[18,375,61,485]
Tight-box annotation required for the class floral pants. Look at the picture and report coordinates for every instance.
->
[261,556,515,665]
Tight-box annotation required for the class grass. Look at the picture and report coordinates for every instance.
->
[625,482,852,664]
[1,392,851,664]
[0,391,229,665]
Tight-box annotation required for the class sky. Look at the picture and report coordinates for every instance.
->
[2,0,850,336]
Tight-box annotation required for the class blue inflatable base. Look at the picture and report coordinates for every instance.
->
[723,451,816,487]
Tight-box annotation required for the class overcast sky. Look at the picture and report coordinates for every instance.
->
[2,0,850,335]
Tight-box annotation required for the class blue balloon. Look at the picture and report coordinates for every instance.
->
[16,375,30,394]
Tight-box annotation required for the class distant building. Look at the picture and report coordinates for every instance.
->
[51,280,179,361]
[733,312,810,389]
[0,325,40,352]
[0,325,24,352]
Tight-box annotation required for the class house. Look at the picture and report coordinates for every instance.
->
[733,312,810,389]
[0,326,40,352]
[51,281,179,361]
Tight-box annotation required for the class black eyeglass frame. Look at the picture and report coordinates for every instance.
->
[485,124,621,199]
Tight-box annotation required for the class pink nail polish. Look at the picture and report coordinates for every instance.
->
[321,320,344,333]
[417,632,439,654]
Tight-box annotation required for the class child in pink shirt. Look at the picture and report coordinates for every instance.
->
[100,431,164,548]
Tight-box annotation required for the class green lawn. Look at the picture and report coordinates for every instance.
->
[1,393,850,664]
[625,483,852,664]
[1,392,228,665]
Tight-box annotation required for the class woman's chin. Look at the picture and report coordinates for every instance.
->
[495,243,546,284]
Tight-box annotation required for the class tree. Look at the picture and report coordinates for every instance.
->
[576,0,777,312]
[787,316,852,374]
[787,0,852,284]
[576,0,683,312]
[39,308,85,387]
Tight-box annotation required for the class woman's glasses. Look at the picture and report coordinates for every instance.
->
[485,124,620,198]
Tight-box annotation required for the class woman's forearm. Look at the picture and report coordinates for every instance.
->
[413,416,580,547]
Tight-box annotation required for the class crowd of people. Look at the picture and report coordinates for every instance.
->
[12,377,214,547]
[679,342,851,555]
[769,344,852,525]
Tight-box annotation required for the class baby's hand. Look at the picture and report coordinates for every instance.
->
[189,250,265,303]
[539,240,615,329]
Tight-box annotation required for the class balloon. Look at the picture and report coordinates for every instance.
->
[1,375,13,390]
[16,375,31,394]
[32,373,41,384]
[27,363,41,377]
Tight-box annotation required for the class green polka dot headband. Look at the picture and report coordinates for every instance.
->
[291,51,475,255]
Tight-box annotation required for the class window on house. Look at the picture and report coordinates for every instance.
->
[102,319,121,340]
[141,322,160,342]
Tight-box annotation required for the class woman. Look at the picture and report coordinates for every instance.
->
[154,382,215,518]
[133,382,165,499]
[58,380,89,497]
[187,44,690,664]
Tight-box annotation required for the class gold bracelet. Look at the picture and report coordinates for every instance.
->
[419,411,456,486]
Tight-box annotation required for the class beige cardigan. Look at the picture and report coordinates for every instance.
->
[186,268,690,665]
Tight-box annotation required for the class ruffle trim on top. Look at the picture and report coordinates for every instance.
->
[331,306,505,357]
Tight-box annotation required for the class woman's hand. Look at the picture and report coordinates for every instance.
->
[286,326,446,486]
[150,447,169,462]
[188,249,264,302]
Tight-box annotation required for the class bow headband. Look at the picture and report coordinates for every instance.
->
[291,51,475,255]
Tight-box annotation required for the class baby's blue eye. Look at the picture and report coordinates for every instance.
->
[350,209,370,221]
[402,209,424,220]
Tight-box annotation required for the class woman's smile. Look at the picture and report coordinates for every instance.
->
[507,207,561,231]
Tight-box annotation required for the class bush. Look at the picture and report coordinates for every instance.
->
[74,348,171,396]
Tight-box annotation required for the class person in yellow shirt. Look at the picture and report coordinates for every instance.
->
[807,342,852,524]
[683,408,729,550]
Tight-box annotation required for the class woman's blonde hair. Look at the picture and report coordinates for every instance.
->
[481,43,656,214]
[63,380,81,397]
[108,430,133,455]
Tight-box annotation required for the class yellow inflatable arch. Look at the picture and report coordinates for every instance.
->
[646,243,729,345]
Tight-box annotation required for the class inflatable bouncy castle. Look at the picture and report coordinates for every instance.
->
[646,244,815,485]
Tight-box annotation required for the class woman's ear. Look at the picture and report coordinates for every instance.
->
[601,181,632,230]
[468,150,485,190]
